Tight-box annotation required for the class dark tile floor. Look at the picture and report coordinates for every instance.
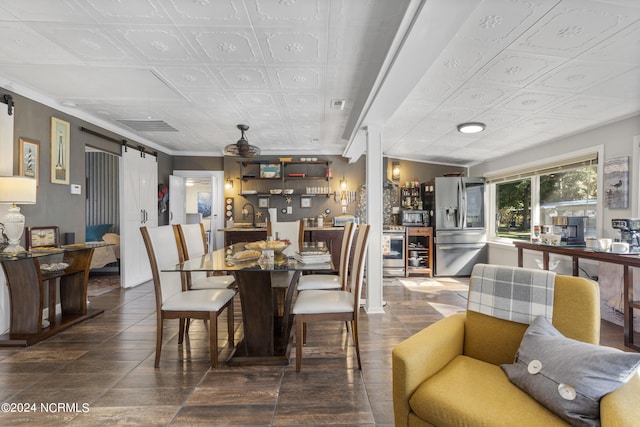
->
[0,276,633,426]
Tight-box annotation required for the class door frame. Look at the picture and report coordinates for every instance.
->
[172,170,224,250]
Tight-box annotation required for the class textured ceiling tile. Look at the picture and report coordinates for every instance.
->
[235,92,276,108]
[460,0,560,47]
[500,90,566,113]
[216,67,269,89]
[193,30,260,62]
[473,50,566,87]
[250,0,323,24]
[513,0,640,57]
[530,59,636,92]
[34,25,129,61]
[548,95,621,117]
[583,67,640,99]
[0,0,89,22]
[122,29,194,61]
[282,93,320,108]
[84,0,169,23]
[426,40,499,80]
[273,68,320,90]
[157,67,216,88]
[263,32,322,63]
[445,84,517,109]
[162,0,248,24]
[0,22,82,64]
[580,20,640,64]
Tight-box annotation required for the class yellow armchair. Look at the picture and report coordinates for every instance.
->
[392,271,640,427]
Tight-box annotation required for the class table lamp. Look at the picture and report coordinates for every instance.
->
[0,176,37,252]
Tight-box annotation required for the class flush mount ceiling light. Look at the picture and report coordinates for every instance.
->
[457,122,486,134]
[224,124,260,157]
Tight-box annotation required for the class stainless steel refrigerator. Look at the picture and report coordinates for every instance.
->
[427,177,487,276]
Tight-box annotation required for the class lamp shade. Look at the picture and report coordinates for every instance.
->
[0,176,37,204]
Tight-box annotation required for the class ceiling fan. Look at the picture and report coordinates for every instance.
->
[224,124,260,157]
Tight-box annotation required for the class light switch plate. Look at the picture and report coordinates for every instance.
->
[286,206,292,214]
[70,184,81,195]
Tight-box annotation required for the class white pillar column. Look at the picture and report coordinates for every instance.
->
[364,125,385,314]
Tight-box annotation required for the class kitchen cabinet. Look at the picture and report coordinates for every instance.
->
[406,227,433,277]
[224,229,267,246]
[120,147,158,288]
[238,160,332,197]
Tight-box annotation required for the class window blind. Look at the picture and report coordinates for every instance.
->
[486,152,598,184]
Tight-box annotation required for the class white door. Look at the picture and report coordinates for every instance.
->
[169,175,186,225]
[120,149,157,288]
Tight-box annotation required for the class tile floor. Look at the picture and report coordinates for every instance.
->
[0,276,633,426]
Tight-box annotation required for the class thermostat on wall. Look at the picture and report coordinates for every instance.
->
[70,184,82,195]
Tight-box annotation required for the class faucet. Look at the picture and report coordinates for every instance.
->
[241,203,256,227]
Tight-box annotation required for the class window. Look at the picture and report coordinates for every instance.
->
[489,152,598,242]
[496,179,531,240]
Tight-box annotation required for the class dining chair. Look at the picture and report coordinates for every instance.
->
[174,223,235,289]
[297,221,356,291]
[267,220,304,314]
[293,224,371,372]
[140,225,236,368]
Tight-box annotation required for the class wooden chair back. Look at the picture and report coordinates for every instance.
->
[337,221,357,290]
[347,224,371,312]
[175,223,207,259]
[267,220,304,243]
[140,225,184,307]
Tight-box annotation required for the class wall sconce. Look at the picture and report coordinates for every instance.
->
[225,178,234,190]
[340,178,347,190]
[392,161,401,181]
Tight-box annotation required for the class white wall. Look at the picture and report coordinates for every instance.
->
[471,115,640,240]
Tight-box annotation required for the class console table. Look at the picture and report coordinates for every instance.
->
[0,244,106,346]
[513,241,640,351]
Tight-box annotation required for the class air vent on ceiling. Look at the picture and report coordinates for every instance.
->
[117,119,178,132]
[330,99,346,110]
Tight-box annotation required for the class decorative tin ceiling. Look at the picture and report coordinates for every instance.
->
[0,0,638,166]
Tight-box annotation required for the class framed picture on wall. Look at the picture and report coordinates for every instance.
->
[51,117,70,185]
[258,197,269,208]
[19,137,39,185]
[300,197,312,208]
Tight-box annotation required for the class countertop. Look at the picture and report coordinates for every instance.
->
[219,225,345,232]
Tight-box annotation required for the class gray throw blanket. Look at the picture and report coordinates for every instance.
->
[467,264,556,325]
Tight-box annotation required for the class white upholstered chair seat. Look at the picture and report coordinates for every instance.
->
[162,289,237,311]
[190,275,235,289]
[293,290,353,314]
[297,274,341,291]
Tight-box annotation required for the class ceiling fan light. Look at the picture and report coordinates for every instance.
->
[224,124,261,157]
[457,122,485,134]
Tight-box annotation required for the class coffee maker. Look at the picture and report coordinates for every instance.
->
[552,216,587,246]
[611,218,640,252]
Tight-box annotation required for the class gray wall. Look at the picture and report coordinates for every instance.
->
[5,89,172,240]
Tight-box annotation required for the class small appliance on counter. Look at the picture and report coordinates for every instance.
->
[401,209,429,226]
[551,216,587,246]
[333,215,358,227]
[611,218,640,252]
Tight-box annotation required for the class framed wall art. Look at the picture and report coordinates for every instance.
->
[300,197,312,208]
[19,137,39,185]
[258,197,269,208]
[604,156,629,209]
[51,117,70,185]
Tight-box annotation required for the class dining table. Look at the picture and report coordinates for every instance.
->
[164,241,334,366]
